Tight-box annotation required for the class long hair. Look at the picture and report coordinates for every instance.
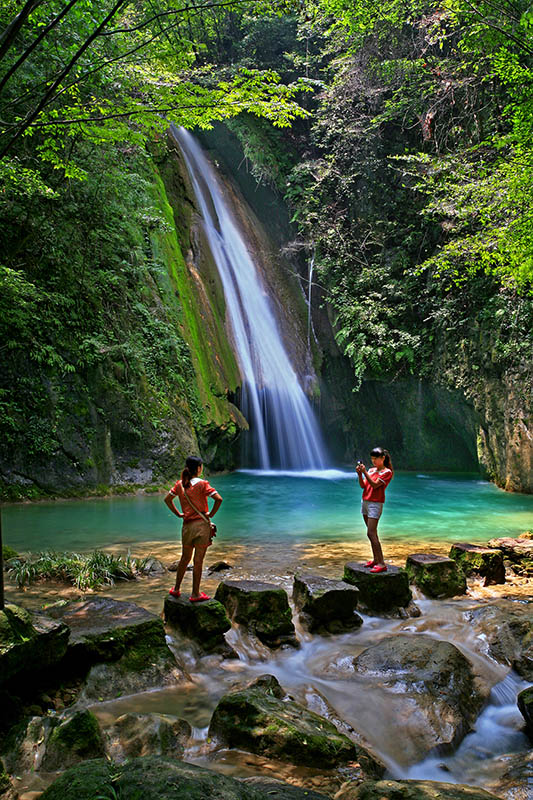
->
[181,455,203,488]
[370,447,394,476]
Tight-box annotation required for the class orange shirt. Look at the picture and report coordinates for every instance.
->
[169,478,219,521]
[362,467,393,503]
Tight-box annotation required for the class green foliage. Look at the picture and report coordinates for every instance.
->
[7,549,149,590]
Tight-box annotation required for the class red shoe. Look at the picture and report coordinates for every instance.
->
[370,564,387,573]
[169,588,181,598]
[190,592,211,602]
[365,560,375,567]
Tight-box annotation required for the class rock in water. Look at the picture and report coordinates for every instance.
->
[486,537,533,576]
[0,604,69,687]
[352,634,489,757]
[448,542,505,585]
[343,563,412,613]
[343,779,502,799]
[209,674,378,770]
[163,594,234,655]
[517,686,533,738]
[103,712,191,761]
[292,573,362,633]
[405,553,467,598]
[208,561,233,573]
[214,579,298,648]
[464,600,533,680]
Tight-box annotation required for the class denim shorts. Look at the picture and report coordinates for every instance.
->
[361,500,384,519]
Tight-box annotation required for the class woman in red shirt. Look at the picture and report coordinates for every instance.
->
[164,455,222,601]
[356,447,394,573]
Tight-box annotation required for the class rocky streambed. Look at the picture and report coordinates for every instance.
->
[1,539,532,800]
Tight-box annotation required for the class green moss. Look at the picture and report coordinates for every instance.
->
[2,545,19,561]
[47,710,104,759]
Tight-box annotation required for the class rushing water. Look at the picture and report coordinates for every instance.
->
[170,126,328,470]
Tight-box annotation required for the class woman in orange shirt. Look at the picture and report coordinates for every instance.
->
[356,447,394,573]
[164,455,222,602]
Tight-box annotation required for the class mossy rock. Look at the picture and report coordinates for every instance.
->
[164,594,234,654]
[449,543,505,585]
[41,710,105,770]
[209,674,367,769]
[214,580,298,648]
[104,712,191,761]
[464,601,533,680]
[517,686,533,737]
[343,563,411,613]
[0,604,69,687]
[349,779,502,800]
[405,553,466,598]
[293,574,362,633]
[1,546,19,563]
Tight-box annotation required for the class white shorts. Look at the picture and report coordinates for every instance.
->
[361,500,383,520]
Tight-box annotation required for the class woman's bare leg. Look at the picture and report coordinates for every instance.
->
[366,517,385,566]
[174,545,194,592]
[191,544,209,598]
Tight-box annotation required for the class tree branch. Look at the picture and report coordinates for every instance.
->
[0,0,43,63]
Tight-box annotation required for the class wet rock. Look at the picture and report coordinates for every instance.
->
[137,557,167,575]
[292,574,362,634]
[405,554,466,598]
[241,777,329,799]
[343,563,412,614]
[103,712,191,761]
[353,634,489,757]
[164,594,234,655]
[517,686,533,737]
[449,542,505,585]
[487,537,533,576]
[0,604,69,687]
[464,600,533,679]
[340,778,502,799]
[37,755,284,799]
[214,579,298,648]
[208,561,233,573]
[209,674,363,769]
[489,750,533,800]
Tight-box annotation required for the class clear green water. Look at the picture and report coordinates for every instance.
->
[3,470,532,553]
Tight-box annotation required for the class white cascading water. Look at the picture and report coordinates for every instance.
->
[170,125,328,470]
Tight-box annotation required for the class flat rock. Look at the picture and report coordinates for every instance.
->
[343,778,502,800]
[449,542,505,585]
[0,604,69,687]
[352,634,489,758]
[214,580,298,648]
[293,573,362,633]
[405,553,466,598]
[487,537,533,576]
[343,563,412,614]
[463,600,533,679]
[103,712,191,761]
[517,686,533,737]
[164,594,234,655]
[209,674,366,769]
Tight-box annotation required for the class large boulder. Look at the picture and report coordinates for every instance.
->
[0,604,69,687]
[448,543,505,585]
[463,600,533,679]
[517,686,533,737]
[37,755,324,800]
[340,779,502,800]
[487,537,533,576]
[292,574,362,633]
[164,594,234,655]
[209,674,366,769]
[45,597,182,701]
[343,563,413,614]
[405,554,466,598]
[103,712,191,761]
[214,580,298,648]
[351,634,489,758]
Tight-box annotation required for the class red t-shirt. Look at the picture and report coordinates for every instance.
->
[362,467,393,503]
[169,478,219,521]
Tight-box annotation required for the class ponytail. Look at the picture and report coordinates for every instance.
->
[181,455,203,488]
[370,447,394,477]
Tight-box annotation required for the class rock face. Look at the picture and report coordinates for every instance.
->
[405,554,466,598]
[345,779,502,800]
[214,580,298,648]
[0,604,69,687]
[292,574,362,633]
[164,594,233,655]
[353,634,489,756]
[448,542,505,585]
[209,674,360,768]
[343,563,412,613]
[104,712,191,761]
[517,686,533,737]
[464,600,533,679]
[38,755,328,800]
[48,596,182,700]
[487,537,533,576]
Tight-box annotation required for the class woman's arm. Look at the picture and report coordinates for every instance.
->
[208,493,222,518]
[164,492,184,518]
[356,463,366,489]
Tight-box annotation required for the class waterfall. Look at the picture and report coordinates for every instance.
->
[170,125,329,471]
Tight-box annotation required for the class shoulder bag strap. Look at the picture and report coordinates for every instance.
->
[182,483,212,526]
